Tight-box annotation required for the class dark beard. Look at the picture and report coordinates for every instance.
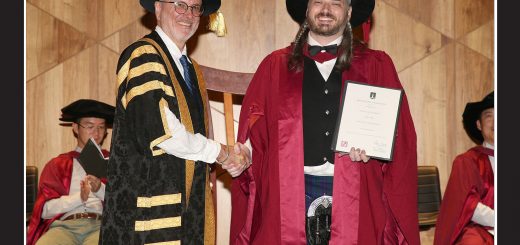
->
[307,12,344,36]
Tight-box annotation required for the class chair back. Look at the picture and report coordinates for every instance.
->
[417,165,442,228]
[26,165,38,216]
[199,65,252,237]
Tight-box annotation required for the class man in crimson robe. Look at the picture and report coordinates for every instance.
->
[434,92,494,245]
[230,0,419,244]
[26,99,115,245]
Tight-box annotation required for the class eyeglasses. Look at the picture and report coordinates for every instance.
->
[78,123,107,132]
[158,0,204,17]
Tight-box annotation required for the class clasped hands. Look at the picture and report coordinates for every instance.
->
[216,143,251,177]
[80,175,102,202]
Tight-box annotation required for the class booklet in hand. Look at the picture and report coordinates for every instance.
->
[77,138,108,179]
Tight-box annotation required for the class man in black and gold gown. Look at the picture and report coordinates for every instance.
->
[99,0,250,244]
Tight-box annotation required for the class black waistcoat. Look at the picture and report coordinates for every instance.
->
[302,57,342,166]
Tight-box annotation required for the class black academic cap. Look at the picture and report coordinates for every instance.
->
[59,99,115,125]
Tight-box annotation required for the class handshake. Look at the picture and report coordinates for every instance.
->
[216,142,251,177]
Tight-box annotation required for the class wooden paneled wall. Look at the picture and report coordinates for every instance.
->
[26,0,494,244]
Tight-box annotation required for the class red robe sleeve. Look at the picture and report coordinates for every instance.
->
[378,52,420,245]
[230,52,273,244]
[27,152,77,245]
[348,50,419,245]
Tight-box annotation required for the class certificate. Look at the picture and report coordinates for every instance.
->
[331,81,403,161]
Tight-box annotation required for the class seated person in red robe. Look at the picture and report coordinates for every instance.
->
[434,91,494,245]
[26,99,115,245]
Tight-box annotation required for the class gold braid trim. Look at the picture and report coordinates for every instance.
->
[150,98,172,156]
[141,38,195,205]
[120,61,174,109]
[204,165,216,245]
[117,45,158,88]
[135,216,181,231]
[136,193,182,208]
[144,241,181,245]
[128,62,167,81]
[126,81,168,106]
[191,60,210,136]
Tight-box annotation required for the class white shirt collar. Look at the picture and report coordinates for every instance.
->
[308,34,343,46]
[155,26,189,62]
[483,141,494,150]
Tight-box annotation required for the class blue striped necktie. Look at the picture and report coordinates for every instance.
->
[179,55,195,94]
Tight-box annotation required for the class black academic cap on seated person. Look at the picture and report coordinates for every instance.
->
[140,0,221,16]
[462,91,494,144]
[286,0,375,28]
[59,99,115,125]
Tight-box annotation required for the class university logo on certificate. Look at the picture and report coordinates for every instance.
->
[331,81,403,161]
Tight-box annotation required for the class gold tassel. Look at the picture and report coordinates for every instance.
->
[208,10,227,37]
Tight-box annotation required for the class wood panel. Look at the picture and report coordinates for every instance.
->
[97,0,145,40]
[370,1,444,71]
[459,20,494,60]
[454,0,493,38]
[101,20,154,54]
[27,64,70,168]
[96,45,120,105]
[27,45,114,172]
[384,0,455,38]
[28,0,99,40]
[275,0,300,50]
[398,43,455,191]
[26,3,94,80]
[189,0,276,73]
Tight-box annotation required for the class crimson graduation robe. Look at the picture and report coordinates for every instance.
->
[230,45,419,245]
[434,146,494,245]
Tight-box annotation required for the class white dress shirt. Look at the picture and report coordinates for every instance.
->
[470,141,495,228]
[41,147,104,220]
[155,26,221,163]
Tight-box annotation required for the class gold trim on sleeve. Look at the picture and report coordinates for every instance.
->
[118,45,160,88]
[141,37,196,205]
[144,241,181,245]
[204,165,216,245]
[117,58,130,88]
[128,62,167,82]
[136,193,182,208]
[135,216,181,231]
[191,60,210,136]
[125,80,175,107]
[150,98,173,156]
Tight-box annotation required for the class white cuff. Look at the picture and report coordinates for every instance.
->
[157,105,221,163]
[93,183,105,201]
[471,202,495,227]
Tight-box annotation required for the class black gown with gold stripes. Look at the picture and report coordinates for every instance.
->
[100,31,215,245]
